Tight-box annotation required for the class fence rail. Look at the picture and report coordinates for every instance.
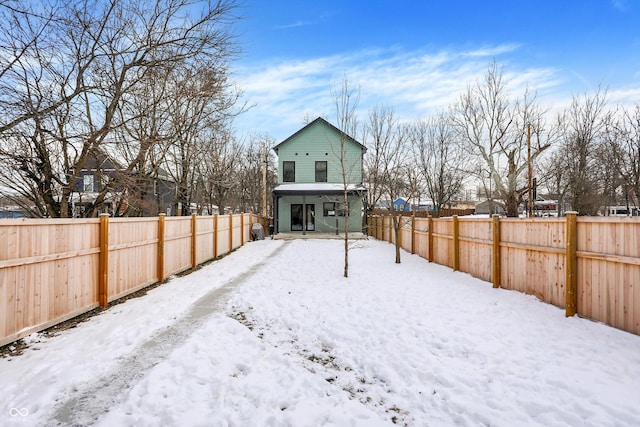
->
[369,213,640,336]
[0,213,264,347]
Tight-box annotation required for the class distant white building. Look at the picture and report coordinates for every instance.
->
[605,205,640,216]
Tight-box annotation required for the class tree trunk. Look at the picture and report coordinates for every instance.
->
[343,191,349,278]
[505,193,520,217]
[393,214,401,264]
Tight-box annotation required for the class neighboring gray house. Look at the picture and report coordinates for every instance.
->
[72,150,176,217]
[70,150,119,217]
[474,199,506,216]
[0,196,29,218]
[272,117,367,234]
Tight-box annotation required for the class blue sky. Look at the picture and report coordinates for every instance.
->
[232,0,640,140]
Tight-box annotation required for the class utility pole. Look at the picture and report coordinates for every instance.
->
[262,142,268,217]
[527,123,533,218]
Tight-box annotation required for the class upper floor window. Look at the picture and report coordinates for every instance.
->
[283,161,295,182]
[315,161,327,182]
[83,174,94,192]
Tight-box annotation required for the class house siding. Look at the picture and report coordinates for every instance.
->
[273,117,366,234]
[276,195,363,233]
[276,121,363,184]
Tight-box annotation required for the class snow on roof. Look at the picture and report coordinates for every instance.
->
[273,183,367,194]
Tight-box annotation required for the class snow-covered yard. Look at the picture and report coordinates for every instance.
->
[2,238,640,426]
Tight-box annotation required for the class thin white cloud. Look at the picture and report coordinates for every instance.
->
[274,21,313,29]
[612,0,630,12]
[232,43,631,140]
[607,87,640,105]
[462,43,522,58]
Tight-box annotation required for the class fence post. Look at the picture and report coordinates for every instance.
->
[213,214,219,258]
[452,215,459,271]
[158,214,165,283]
[492,214,500,288]
[99,213,109,307]
[241,213,245,245]
[428,215,433,262]
[229,213,233,251]
[191,213,197,269]
[411,215,416,254]
[566,211,578,317]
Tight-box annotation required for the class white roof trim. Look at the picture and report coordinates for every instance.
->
[274,183,366,192]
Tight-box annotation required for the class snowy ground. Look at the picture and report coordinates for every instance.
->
[2,238,640,426]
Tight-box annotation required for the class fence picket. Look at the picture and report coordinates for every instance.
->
[368,213,640,336]
[492,214,500,288]
[99,214,109,308]
[0,213,261,347]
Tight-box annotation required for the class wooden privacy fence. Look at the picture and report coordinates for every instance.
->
[0,213,265,347]
[369,213,640,336]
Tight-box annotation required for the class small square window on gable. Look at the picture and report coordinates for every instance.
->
[283,161,295,182]
[315,161,327,182]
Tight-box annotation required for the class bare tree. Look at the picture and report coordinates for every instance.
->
[411,114,467,216]
[363,105,395,211]
[405,162,424,213]
[197,129,244,214]
[235,134,277,214]
[365,105,411,263]
[603,104,640,209]
[451,62,553,217]
[0,0,241,217]
[332,77,361,278]
[162,62,240,216]
[0,1,81,134]
[109,64,175,216]
[537,144,568,216]
[556,89,609,215]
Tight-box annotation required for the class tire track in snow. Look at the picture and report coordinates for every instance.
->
[50,241,289,426]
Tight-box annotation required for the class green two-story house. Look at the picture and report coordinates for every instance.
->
[272,117,367,235]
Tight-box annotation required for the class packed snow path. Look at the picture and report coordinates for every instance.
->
[51,241,291,425]
[2,239,640,426]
